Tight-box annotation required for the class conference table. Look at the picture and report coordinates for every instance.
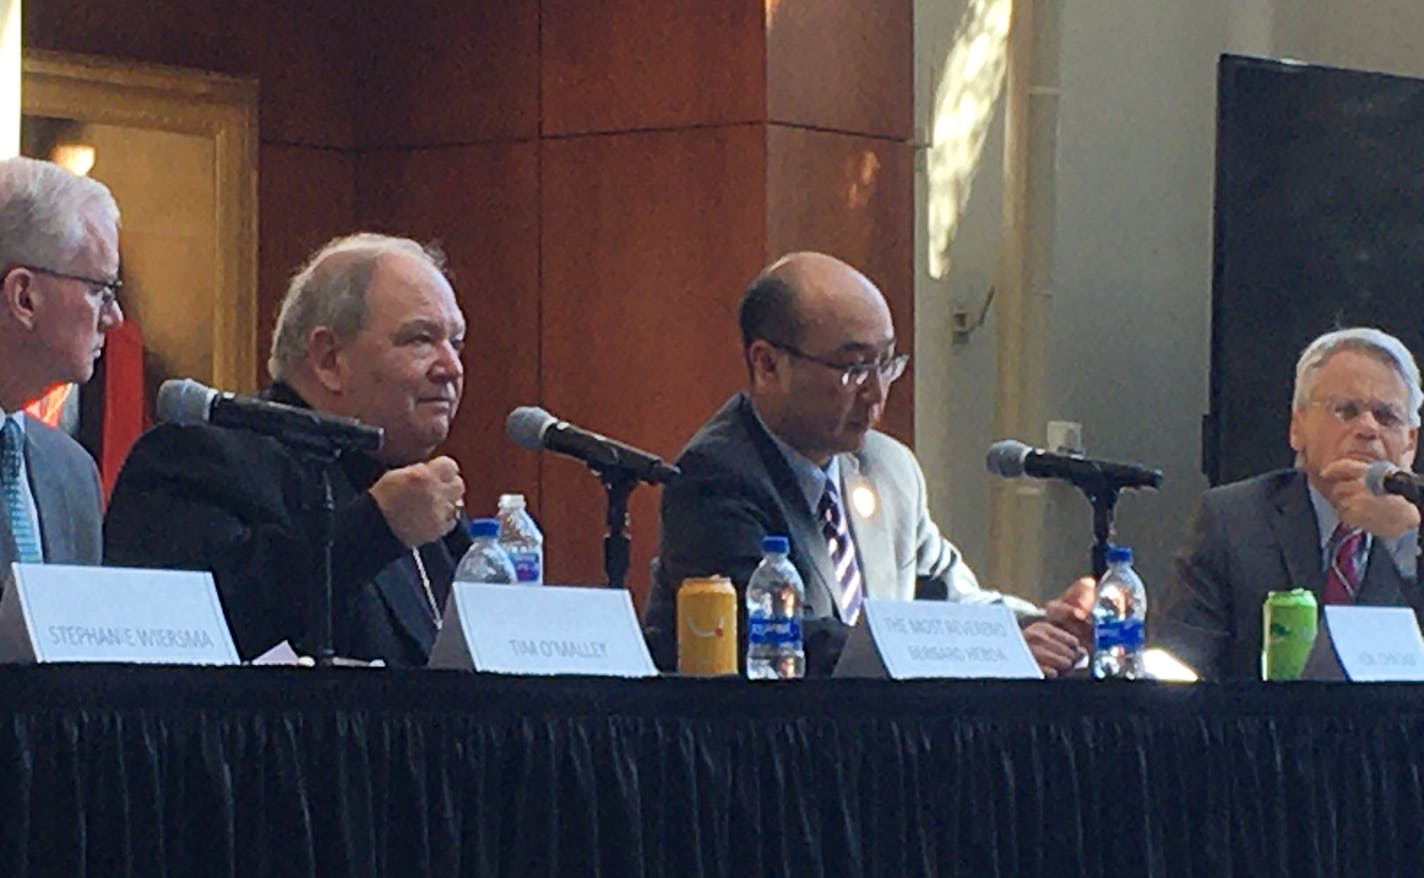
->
[0,665,1420,877]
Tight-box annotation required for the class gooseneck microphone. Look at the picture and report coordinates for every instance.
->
[156,378,383,454]
[1365,460,1424,504]
[505,406,679,485]
[986,439,1163,490]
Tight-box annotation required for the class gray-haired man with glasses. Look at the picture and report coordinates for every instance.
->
[0,156,122,568]
[643,252,1095,676]
[1157,327,1424,679]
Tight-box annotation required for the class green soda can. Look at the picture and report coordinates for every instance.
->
[1261,588,1319,681]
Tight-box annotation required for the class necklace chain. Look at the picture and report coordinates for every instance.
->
[411,548,442,629]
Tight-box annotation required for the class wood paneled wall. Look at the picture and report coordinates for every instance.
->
[27,0,360,400]
[28,0,913,610]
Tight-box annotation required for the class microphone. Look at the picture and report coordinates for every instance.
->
[505,406,679,484]
[986,439,1162,490]
[156,379,383,454]
[1365,460,1424,504]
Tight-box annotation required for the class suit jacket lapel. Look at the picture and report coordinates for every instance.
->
[23,429,74,563]
[839,455,891,600]
[372,548,438,657]
[1268,472,1326,599]
[736,396,839,618]
[1356,539,1422,611]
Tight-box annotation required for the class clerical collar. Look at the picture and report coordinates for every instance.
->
[264,381,387,488]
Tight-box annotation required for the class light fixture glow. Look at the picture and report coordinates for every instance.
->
[845,150,881,210]
[50,143,96,176]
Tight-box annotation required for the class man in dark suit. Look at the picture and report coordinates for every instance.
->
[644,252,1093,675]
[1156,327,1423,680]
[0,157,123,569]
[106,234,469,666]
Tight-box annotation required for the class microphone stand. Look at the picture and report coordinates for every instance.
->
[287,429,381,667]
[296,448,342,667]
[595,466,640,589]
[1073,475,1122,580]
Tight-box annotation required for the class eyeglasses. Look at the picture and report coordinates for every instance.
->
[17,264,123,312]
[767,340,909,388]
[1307,396,1413,430]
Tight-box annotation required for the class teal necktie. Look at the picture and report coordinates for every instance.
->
[1,418,42,563]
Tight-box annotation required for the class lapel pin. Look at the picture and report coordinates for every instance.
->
[851,483,877,519]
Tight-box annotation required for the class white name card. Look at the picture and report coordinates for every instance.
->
[0,563,238,665]
[1321,605,1424,682]
[428,582,657,677]
[858,599,1043,680]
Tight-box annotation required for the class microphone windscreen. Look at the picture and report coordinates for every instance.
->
[505,406,556,450]
[986,439,1032,477]
[156,379,217,425]
[1364,459,1397,497]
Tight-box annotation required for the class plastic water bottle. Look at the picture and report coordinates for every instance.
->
[1091,544,1147,679]
[496,493,544,585]
[745,535,805,680]
[454,518,517,584]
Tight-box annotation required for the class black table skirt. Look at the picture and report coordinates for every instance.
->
[0,666,1421,877]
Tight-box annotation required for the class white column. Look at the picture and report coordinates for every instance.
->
[987,0,1060,595]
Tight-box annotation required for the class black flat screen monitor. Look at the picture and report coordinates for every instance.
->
[1209,53,1424,484]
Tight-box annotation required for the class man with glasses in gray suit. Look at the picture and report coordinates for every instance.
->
[1156,327,1424,680]
[644,252,1094,676]
[0,157,123,569]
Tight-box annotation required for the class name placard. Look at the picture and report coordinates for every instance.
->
[0,563,238,665]
[1321,605,1424,682]
[850,599,1042,680]
[428,583,657,677]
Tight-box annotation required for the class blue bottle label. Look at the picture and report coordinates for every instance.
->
[747,616,802,646]
[1094,618,1144,651]
[508,550,541,583]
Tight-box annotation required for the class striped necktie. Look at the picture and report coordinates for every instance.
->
[1323,523,1364,605]
[818,481,863,625]
[1,418,42,563]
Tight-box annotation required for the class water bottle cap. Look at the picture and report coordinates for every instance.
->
[468,518,500,538]
[762,535,790,554]
[1106,545,1133,564]
[498,493,526,509]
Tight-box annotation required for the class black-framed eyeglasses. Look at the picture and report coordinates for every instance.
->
[17,264,123,311]
[767,340,909,388]
[1306,396,1413,430]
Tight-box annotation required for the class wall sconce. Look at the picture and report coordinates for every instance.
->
[48,141,96,175]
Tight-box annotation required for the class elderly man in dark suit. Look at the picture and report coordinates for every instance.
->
[644,252,1094,676]
[0,157,123,570]
[106,233,470,666]
[1156,327,1423,680]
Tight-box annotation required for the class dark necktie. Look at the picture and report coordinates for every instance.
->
[2,418,42,563]
[818,482,863,625]
[1323,524,1364,605]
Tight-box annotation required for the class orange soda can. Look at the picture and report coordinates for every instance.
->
[677,576,738,675]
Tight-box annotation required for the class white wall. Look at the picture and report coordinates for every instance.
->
[914,0,1007,588]
[916,0,1424,599]
[1037,0,1231,592]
